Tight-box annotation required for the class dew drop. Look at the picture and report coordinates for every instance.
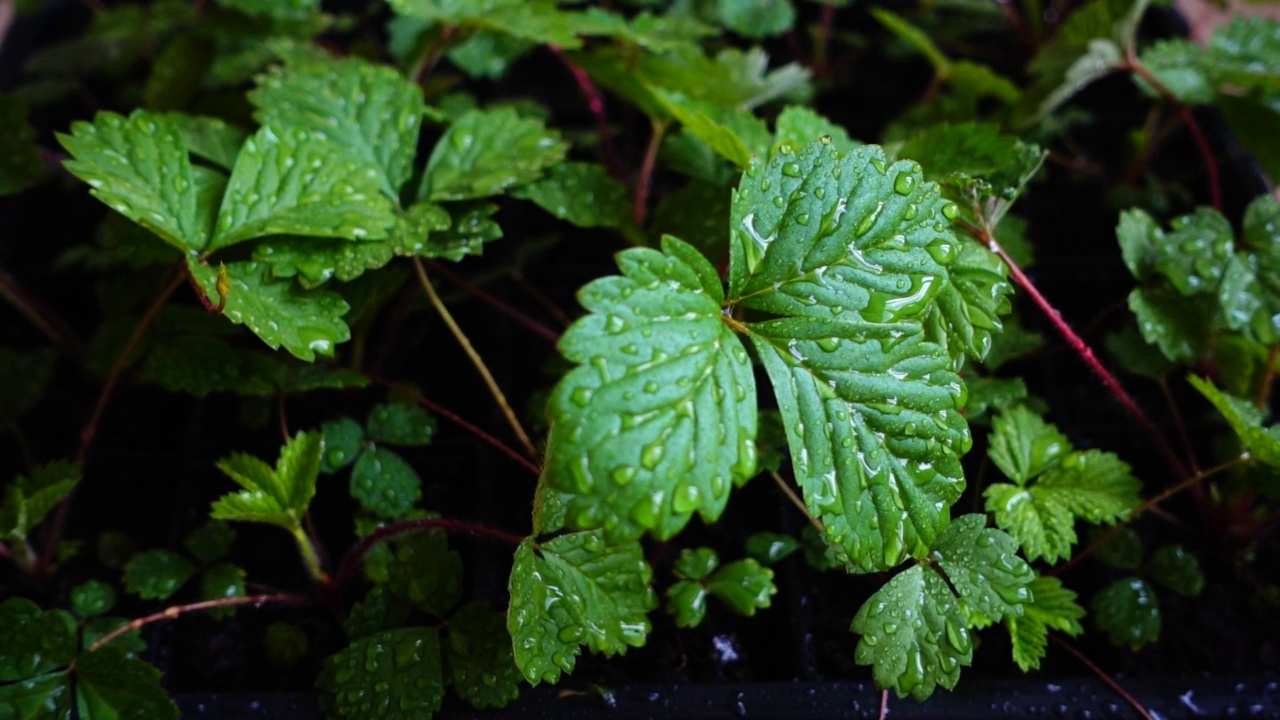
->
[893,172,916,195]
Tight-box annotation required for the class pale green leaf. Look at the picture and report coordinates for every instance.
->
[419,108,567,201]
[652,91,771,168]
[446,30,535,79]
[1189,375,1280,468]
[1136,39,1215,104]
[728,141,957,325]
[871,8,950,73]
[987,405,1071,484]
[211,432,322,531]
[508,531,654,684]
[509,162,632,230]
[211,126,396,249]
[539,236,757,542]
[715,0,795,38]
[122,550,196,601]
[1092,577,1160,648]
[748,318,968,571]
[187,259,351,362]
[316,627,444,720]
[60,110,212,252]
[74,646,179,720]
[923,237,1011,366]
[250,55,427,197]
[1006,575,1085,672]
[350,447,422,519]
[445,602,522,709]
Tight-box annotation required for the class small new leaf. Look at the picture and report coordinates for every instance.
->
[211,431,322,531]
[316,627,444,720]
[419,108,567,201]
[539,236,756,542]
[0,461,79,541]
[1006,575,1085,672]
[706,559,776,616]
[508,531,654,684]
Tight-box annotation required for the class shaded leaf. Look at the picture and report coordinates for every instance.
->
[0,348,58,423]
[0,95,42,196]
[71,581,117,619]
[74,646,179,720]
[0,599,77,682]
[419,108,566,201]
[200,562,247,619]
[316,627,444,720]
[510,162,632,230]
[0,671,72,720]
[1145,545,1204,598]
[384,530,462,617]
[183,521,235,564]
[123,550,196,601]
[366,403,436,447]
[320,417,364,473]
[350,447,422,520]
[1189,375,1280,468]
[1092,577,1160,648]
[445,602,522,709]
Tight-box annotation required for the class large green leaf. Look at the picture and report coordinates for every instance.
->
[0,671,72,720]
[748,318,968,571]
[60,110,212,252]
[507,531,654,685]
[74,646,179,720]
[419,108,567,201]
[851,515,1031,700]
[187,259,350,361]
[1006,575,1085,672]
[728,141,957,325]
[539,236,757,542]
[250,55,426,198]
[210,126,397,249]
[316,627,444,720]
[211,431,322,531]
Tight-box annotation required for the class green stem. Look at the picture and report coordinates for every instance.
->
[292,526,329,586]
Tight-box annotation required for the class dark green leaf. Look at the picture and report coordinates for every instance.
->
[350,447,423,520]
[187,259,351,362]
[924,238,1011,367]
[412,201,498,261]
[672,547,719,581]
[71,581,117,619]
[665,580,709,628]
[0,95,42,196]
[385,530,463,616]
[216,0,320,18]
[122,550,196,601]
[508,531,654,684]
[445,602,522,709]
[1093,526,1143,570]
[345,587,411,642]
[650,180,732,266]
[389,0,590,48]
[316,627,444,720]
[510,162,632,230]
[1006,575,1085,672]
[366,403,436,447]
[250,55,427,198]
[320,417,365,473]
[419,108,567,201]
[82,618,145,657]
[1091,577,1160,648]
[987,406,1071,484]
[744,531,800,565]
[143,35,213,111]
[1128,286,1213,363]
[1189,375,1280,468]
[446,30,535,79]
[871,8,950,72]
[538,237,756,541]
[1218,93,1280,181]
[715,0,794,38]
[0,348,57,423]
[264,623,309,669]
[183,521,235,564]
[0,671,72,720]
[1105,326,1174,379]
[200,562,247,619]
[962,376,1027,423]
[0,599,78,682]
[706,559,776,616]
[1,461,79,541]
[1144,544,1204,598]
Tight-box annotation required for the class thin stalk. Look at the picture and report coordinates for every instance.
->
[1050,635,1155,720]
[1256,344,1279,410]
[812,3,837,76]
[977,220,1190,482]
[365,373,541,477]
[87,593,309,653]
[276,394,290,444]
[291,527,329,585]
[550,46,624,182]
[428,261,559,344]
[334,517,525,590]
[877,689,889,720]
[1125,52,1221,210]
[770,470,824,534]
[409,25,456,84]
[633,118,669,226]
[0,268,85,364]
[412,258,539,460]
[1053,453,1249,575]
[36,265,186,578]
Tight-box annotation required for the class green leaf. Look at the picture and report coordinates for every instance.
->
[419,108,567,201]
[987,406,1072,484]
[0,348,57,423]
[446,30,535,79]
[0,671,72,720]
[320,417,365,473]
[509,162,632,230]
[1,461,79,541]
[672,547,720,581]
[1136,39,1215,104]
[1144,545,1204,598]
[665,580,709,628]
[0,599,78,682]
[715,0,794,38]
[1105,326,1175,379]
[216,0,319,18]
[60,110,212,252]
[249,55,427,198]
[508,531,654,684]
[199,562,247,620]
[1128,286,1213,363]
[1091,577,1160,648]
[579,8,717,53]
[165,114,247,171]
[871,8,950,73]
[985,449,1140,564]
[962,376,1027,423]
[745,531,800,565]
[71,581,117,618]
[0,95,42,196]
[384,530,463,616]
[445,602,522,709]
[183,521,235,564]
[897,122,1045,203]
[1207,16,1280,92]
[74,646,178,720]
[345,587,411,642]
[389,0,590,48]
[538,237,757,541]
[728,141,956,325]
[211,126,397,249]
[187,259,351,362]
[748,318,968,572]
[1006,575,1085,672]
[122,550,196,601]
[1218,93,1280,181]
[652,91,771,168]
[316,627,444,720]
[924,238,1011,366]
[366,403,436,447]
[82,617,146,658]
[773,106,858,154]
[931,514,1034,623]
[1093,526,1144,570]
[410,201,497,262]
[706,559,776,616]
[211,431,322,531]
[1189,375,1280,468]
[350,447,423,520]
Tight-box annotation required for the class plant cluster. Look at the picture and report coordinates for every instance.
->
[1,0,1278,717]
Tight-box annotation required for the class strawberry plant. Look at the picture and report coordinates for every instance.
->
[2,0,1279,718]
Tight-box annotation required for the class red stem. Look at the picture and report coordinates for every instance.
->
[334,517,525,591]
[813,3,837,76]
[634,119,668,226]
[877,689,889,720]
[364,374,541,477]
[1125,53,1221,211]
[982,228,1190,482]
[1050,635,1155,720]
[427,261,559,344]
[550,46,624,183]
[87,593,309,653]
